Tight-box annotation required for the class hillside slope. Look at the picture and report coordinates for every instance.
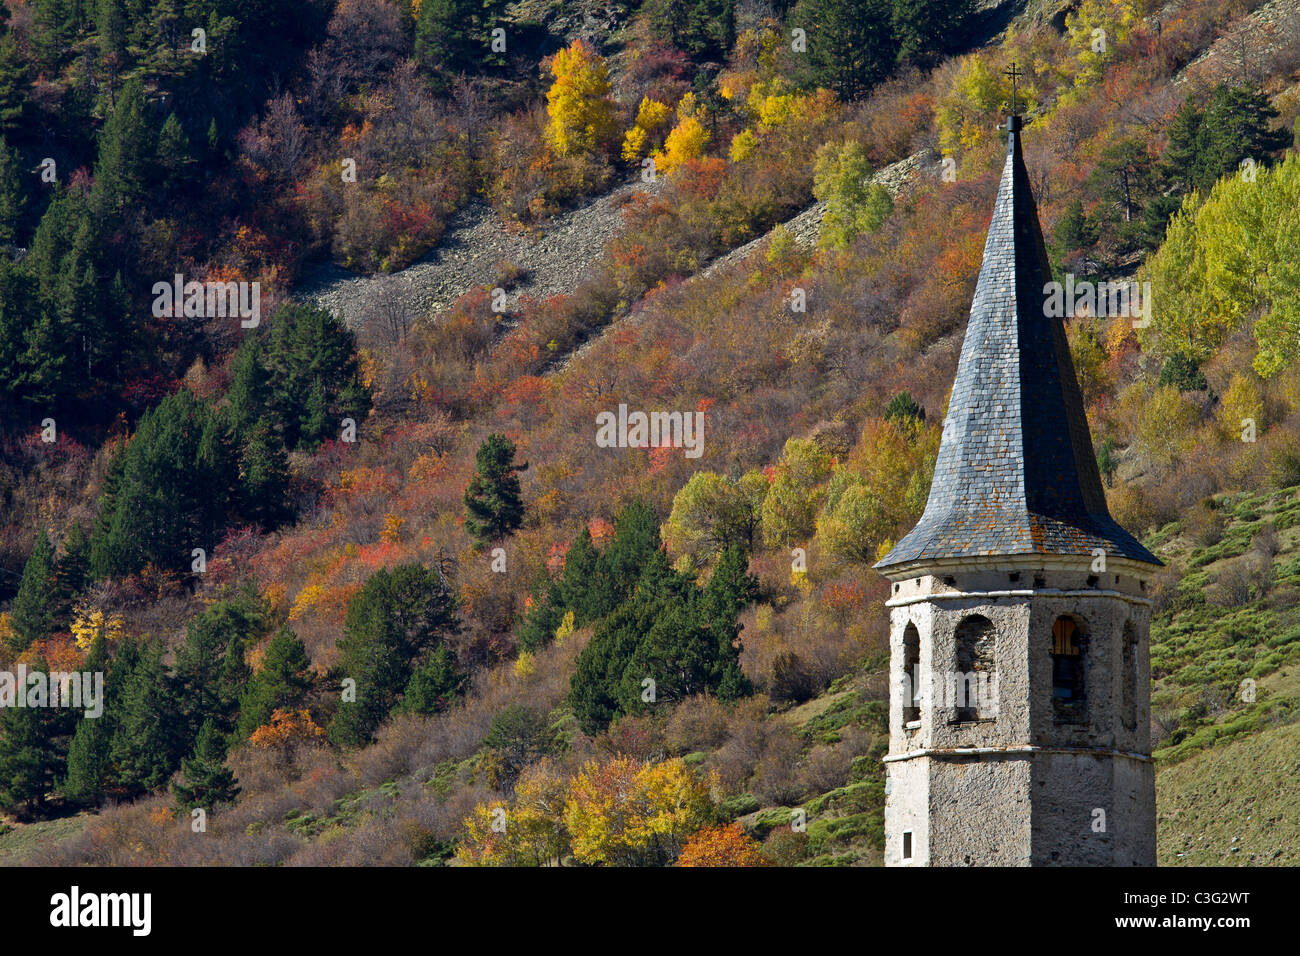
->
[1157,721,1300,864]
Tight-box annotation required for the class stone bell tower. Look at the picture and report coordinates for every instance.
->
[873,113,1162,867]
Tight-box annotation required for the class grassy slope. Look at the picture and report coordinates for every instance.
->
[0,815,87,866]
[1157,721,1300,865]
[1147,485,1300,865]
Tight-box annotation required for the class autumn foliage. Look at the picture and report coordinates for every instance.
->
[675,823,771,867]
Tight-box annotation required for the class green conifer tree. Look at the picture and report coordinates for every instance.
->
[10,529,55,651]
[399,645,466,715]
[0,136,24,245]
[110,642,182,793]
[0,34,28,133]
[236,627,313,738]
[328,563,460,746]
[172,719,240,811]
[0,659,72,815]
[463,434,527,546]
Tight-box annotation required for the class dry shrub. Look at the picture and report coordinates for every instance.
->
[664,694,731,753]
[768,651,820,705]
[1253,522,1279,562]
[741,599,874,703]
[1147,562,1184,616]
[749,724,807,806]
[1185,501,1226,547]
[707,695,771,794]
[798,742,852,795]
[350,712,436,788]
[287,814,411,866]
[39,796,183,866]
[762,827,810,866]
[600,714,666,761]
[400,626,588,775]
[1108,474,1188,537]
[1207,555,1260,608]
[229,734,336,795]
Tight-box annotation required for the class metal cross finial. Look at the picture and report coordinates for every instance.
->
[1004,62,1024,116]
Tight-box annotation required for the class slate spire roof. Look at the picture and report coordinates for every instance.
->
[875,116,1161,572]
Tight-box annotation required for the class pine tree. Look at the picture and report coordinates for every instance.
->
[224,333,271,439]
[172,594,260,746]
[328,563,460,746]
[264,303,369,451]
[0,253,26,398]
[557,527,603,625]
[0,660,71,816]
[172,719,239,811]
[568,531,752,734]
[52,524,90,623]
[399,645,466,715]
[10,529,55,651]
[414,0,508,83]
[0,34,28,133]
[110,642,182,793]
[480,703,561,789]
[88,442,127,581]
[238,417,293,530]
[891,0,972,66]
[1196,84,1291,190]
[61,636,114,806]
[0,705,62,815]
[795,0,897,100]
[702,544,760,623]
[601,500,660,600]
[90,78,151,221]
[17,185,105,407]
[569,595,657,735]
[96,0,128,81]
[148,0,182,63]
[463,434,527,546]
[301,378,329,449]
[89,389,237,578]
[1054,198,1098,253]
[156,111,190,188]
[62,716,112,807]
[1162,98,1202,195]
[883,391,927,427]
[30,0,74,75]
[645,0,736,59]
[515,580,564,653]
[236,627,313,738]
[0,136,24,245]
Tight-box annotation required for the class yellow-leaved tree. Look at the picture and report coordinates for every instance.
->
[760,438,834,547]
[815,415,940,564]
[1064,0,1142,90]
[563,757,717,866]
[936,56,1010,157]
[456,760,571,866]
[1216,373,1265,443]
[545,39,619,159]
[70,604,125,651]
[621,97,672,161]
[662,469,767,571]
[1133,384,1201,470]
[653,93,709,177]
